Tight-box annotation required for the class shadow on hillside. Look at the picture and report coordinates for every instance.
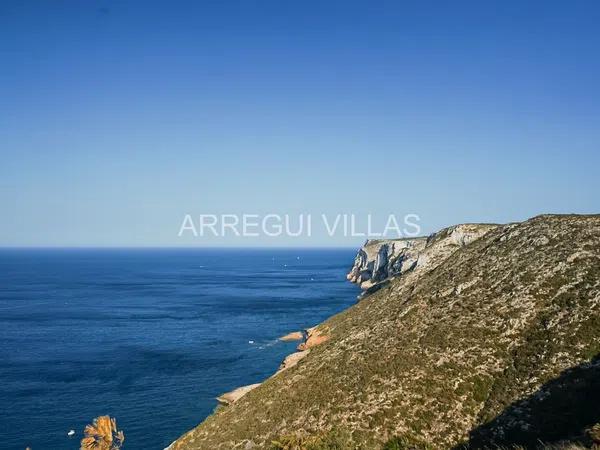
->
[458,354,600,449]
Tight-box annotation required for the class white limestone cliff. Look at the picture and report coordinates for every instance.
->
[347,223,499,290]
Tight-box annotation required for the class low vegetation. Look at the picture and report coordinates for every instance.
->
[170,215,600,450]
[271,429,353,450]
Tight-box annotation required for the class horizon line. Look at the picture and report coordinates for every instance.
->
[0,245,362,250]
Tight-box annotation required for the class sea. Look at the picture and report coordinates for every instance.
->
[0,248,359,450]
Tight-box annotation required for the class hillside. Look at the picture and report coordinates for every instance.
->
[170,215,600,450]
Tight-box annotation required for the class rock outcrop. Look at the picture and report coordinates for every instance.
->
[81,416,125,450]
[216,383,261,406]
[347,223,498,290]
[278,331,304,342]
[296,326,329,351]
[278,350,310,372]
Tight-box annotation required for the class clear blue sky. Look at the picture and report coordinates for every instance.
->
[1,1,599,246]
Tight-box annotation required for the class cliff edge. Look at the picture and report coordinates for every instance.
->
[347,223,498,290]
[170,214,600,450]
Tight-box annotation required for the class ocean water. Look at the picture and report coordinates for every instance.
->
[0,248,359,450]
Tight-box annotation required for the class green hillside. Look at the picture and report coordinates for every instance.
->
[171,215,600,450]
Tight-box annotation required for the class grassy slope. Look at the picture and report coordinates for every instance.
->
[172,215,600,450]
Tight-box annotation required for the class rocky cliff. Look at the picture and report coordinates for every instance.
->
[347,223,498,290]
[171,215,600,450]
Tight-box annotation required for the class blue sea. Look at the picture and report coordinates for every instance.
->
[0,248,358,450]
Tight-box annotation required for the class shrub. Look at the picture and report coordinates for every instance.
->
[382,435,434,450]
[587,423,600,445]
[271,428,353,450]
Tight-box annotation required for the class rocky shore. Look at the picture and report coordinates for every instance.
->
[213,327,326,407]
[278,331,304,342]
[210,224,498,410]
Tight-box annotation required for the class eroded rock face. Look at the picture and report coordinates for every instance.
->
[347,223,498,290]
[81,416,125,450]
[297,327,329,351]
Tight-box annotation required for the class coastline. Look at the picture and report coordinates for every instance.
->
[169,222,502,448]
[167,216,600,449]
[164,324,338,450]
[258,224,500,396]
[212,325,329,407]
[2,248,358,450]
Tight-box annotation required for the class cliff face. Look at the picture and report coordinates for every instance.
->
[171,215,600,450]
[347,223,498,290]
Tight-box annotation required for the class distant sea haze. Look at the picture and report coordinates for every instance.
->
[0,248,359,450]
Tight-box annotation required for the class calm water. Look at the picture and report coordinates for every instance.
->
[0,248,358,450]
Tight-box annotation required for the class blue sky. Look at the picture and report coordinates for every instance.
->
[1,1,599,246]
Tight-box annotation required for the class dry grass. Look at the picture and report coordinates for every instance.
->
[171,215,600,450]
